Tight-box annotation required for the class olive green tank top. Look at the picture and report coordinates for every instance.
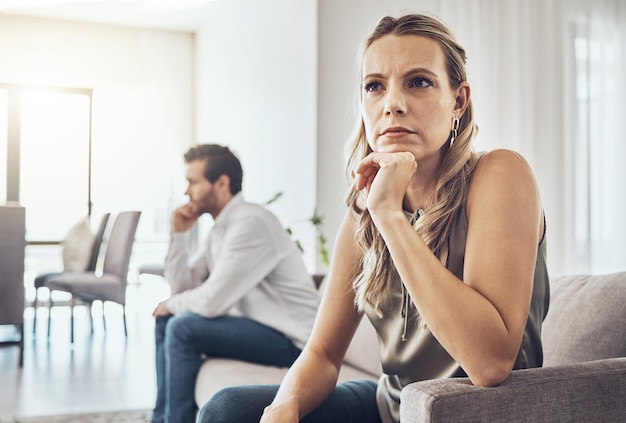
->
[363,205,550,423]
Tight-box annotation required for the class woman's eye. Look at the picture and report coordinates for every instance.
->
[410,77,432,88]
[363,81,382,92]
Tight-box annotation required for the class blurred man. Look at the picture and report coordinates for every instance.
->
[151,144,319,423]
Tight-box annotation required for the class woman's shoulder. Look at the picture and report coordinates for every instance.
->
[467,149,541,208]
[476,148,531,167]
[467,149,545,246]
[472,149,536,182]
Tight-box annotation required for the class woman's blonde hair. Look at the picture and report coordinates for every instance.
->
[346,14,480,314]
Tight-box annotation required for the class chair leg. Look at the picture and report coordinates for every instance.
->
[70,295,75,344]
[32,288,38,334]
[18,323,24,368]
[102,301,107,333]
[88,301,94,335]
[47,296,53,339]
[123,306,128,338]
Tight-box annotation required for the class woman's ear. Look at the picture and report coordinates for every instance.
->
[453,81,471,116]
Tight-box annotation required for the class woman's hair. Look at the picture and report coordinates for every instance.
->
[346,14,480,314]
[184,144,243,195]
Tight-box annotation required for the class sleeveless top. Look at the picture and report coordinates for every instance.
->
[363,204,550,423]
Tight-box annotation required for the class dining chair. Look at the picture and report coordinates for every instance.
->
[32,212,111,335]
[46,211,141,343]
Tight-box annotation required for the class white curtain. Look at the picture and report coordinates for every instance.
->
[564,0,626,273]
[430,0,625,275]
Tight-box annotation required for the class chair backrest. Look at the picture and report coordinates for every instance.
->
[102,211,141,283]
[86,212,110,272]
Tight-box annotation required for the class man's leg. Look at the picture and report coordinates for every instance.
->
[196,380,381,423]
[151,315,172,423]
[164,313,302,423]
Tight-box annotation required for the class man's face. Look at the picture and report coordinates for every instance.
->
[184,159,218,216]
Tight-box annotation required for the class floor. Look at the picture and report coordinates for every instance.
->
[0,275,170,419]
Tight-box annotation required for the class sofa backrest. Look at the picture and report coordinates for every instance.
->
[542,271,626,367]
[342,313,383,377]
[316,275,383,377]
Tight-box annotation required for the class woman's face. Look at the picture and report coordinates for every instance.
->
[361,34,463,159]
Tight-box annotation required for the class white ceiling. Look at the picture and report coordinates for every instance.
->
[0,0,221,32]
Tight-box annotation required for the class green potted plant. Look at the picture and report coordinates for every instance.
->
[266,192,329,267]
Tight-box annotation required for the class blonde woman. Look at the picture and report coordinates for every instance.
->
[197,13,549,423]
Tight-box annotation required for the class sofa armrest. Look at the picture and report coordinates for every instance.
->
[400,358,626,423]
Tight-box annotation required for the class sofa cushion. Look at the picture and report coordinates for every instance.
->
[194,356,379,408]
[62,217,95,272]
[342,315,383,377]
[542,271,626,366]
[195,359,289,407]
[317,275,382,377]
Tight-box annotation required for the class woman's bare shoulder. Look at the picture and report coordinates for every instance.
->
[471,149,538,189]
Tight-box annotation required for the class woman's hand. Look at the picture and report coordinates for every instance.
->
[356,151,417,214]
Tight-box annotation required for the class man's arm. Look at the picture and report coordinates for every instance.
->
[163,202,210,295]
[164,231,208,295]
[153,230,209,317]
[166,213,284,316]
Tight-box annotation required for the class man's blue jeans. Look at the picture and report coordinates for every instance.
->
[151,313,302,423]
[196,380,382,423]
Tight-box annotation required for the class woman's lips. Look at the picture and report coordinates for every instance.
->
[381,127,414,137]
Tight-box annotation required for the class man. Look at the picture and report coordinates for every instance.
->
[151,144,319,423]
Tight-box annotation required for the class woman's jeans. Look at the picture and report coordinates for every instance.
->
[151,312,302,423]
[196,380,381,423]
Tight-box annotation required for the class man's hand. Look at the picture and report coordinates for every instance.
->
[171,202,200,234]
[153,301,173,317]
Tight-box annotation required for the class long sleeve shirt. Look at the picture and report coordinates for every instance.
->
[164,193,319,348]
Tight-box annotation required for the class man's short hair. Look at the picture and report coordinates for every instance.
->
[184,144,243,195]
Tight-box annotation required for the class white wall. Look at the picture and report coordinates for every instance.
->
[194,0,318,270]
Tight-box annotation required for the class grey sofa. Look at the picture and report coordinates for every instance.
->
[195,272,626,422]
[400,271,626,423]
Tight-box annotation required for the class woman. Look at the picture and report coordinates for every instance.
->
[197,13,549,423]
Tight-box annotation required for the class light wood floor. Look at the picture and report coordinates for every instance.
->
[0,276,170,419]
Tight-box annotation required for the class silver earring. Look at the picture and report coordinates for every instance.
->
[450,117,460,147]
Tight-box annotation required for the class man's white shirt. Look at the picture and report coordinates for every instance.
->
[164,193,319,348]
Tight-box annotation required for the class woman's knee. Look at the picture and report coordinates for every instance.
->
[197,385,278,423]
[196,388,239,423]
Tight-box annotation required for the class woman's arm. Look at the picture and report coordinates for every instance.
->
[260,211,364,422]
[365,149,543,387]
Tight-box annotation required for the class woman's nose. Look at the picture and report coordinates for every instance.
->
[383,86,407,116]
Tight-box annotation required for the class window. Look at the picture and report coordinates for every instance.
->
[1,84,176,303]
[1,85,92,240]
[19,89,92,240]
